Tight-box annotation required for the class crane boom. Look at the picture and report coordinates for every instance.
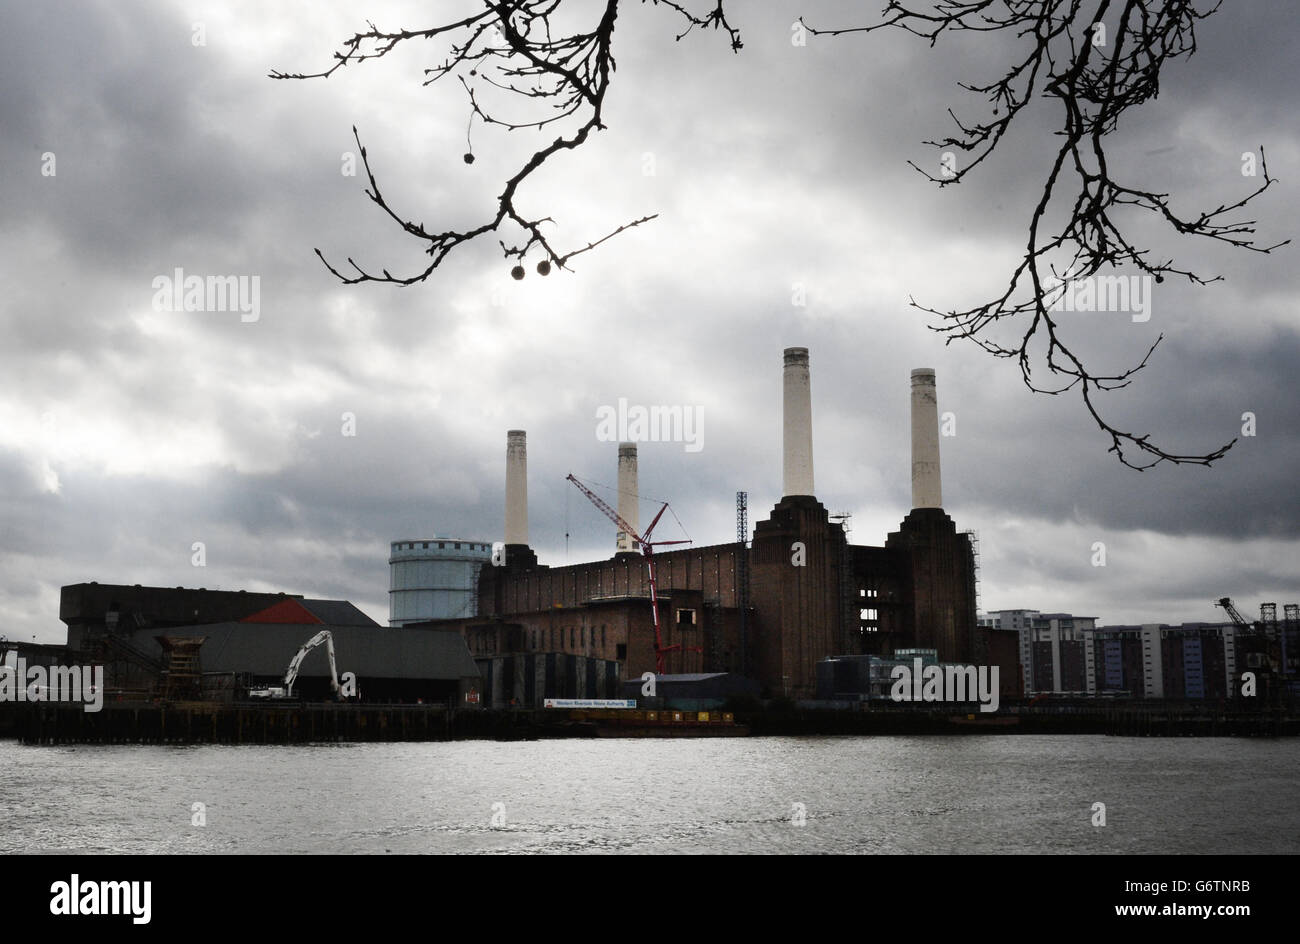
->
[566,474,640,544]
[1216,597,1284,691]
[1215,597,1253,632]
[566,474,694,674]
[284,629,340,697]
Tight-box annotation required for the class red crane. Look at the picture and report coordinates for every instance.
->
[566,473,694,674]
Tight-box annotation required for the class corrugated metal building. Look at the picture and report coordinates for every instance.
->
[59,583,482,704]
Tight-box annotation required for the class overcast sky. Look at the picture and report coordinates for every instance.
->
[3,1,1297,643]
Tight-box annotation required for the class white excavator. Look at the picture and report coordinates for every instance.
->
[248,629,342,700]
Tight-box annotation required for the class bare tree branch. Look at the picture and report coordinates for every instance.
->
[272,1,741,284]
[275,1,1287,469]
[806,0,1288,468]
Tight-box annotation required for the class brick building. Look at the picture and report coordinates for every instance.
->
[438,351,978,700]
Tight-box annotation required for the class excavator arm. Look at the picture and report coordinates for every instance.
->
[284,630,340,698]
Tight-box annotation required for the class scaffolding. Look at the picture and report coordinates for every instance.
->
[962,529,982,616]
[156,635,207,702]
[1285,604,1299,683]
[736,491,749,677]
[830,513,855,655]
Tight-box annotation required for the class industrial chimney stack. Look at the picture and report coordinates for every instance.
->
[616,442,639,555]
[910,368,943,509]
[782,347,815,498]
[504,429,529,547]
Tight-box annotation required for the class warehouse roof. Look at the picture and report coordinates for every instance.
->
[132,623,479,681]
[299,599,379,626]
[239,598,379,627]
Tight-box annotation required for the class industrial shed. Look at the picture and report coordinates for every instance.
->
[121,621,481,704]
[61,583,483,705]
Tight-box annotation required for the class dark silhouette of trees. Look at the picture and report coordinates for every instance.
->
[274,0,1286,469]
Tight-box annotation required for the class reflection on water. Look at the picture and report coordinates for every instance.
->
[1,736,1296,854]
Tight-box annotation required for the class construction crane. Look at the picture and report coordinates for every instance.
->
[249,629,342,700]
[1215,596,1281,685]
[1215,597,1252,631]
[567,473,693,674]
[829,511,851,538]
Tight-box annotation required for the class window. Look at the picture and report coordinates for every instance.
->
[601,626,606,646]
[616,644,627,660]
[677,608,697,626]
[439,542,445,549]
[860,608,878,621]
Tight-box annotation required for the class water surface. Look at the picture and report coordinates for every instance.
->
[1,736,1294,854]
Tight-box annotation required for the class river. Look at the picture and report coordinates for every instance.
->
[2,736,1296,854]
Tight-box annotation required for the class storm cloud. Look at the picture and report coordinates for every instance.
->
[2,1,1297,642]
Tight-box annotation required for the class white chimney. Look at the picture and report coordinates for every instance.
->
[783,347,815,497]
[505,429,528,545]
[910,368,943,509]
[617,442,639,553]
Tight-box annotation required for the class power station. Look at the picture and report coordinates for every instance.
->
[36,343,1296,724]
[439,347,979,703]
[42,346,977,712]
